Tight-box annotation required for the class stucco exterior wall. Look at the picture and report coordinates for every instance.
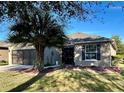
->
[9,46,61,66]
[100,43,111,67]
[44,47,62,66]
[110,44,116,56]
[9,43,114,67]
[0,49,9,61]
[74,43,111,67]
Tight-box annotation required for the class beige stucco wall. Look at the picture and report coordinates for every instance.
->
[74,43,112,67]
[110,44,116,56]
[0,49,9,62]
[9,46,62,66]
[44,47,62,66]
[9,43,115,67]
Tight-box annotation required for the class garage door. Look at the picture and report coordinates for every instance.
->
[12,49,36,65]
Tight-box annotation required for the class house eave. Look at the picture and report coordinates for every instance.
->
[64,40,112,46]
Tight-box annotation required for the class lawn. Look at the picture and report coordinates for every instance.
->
[0,65,124,92]
[0,71,34,92]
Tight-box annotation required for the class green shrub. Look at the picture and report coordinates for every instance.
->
[1,60,7,63]
[0,60,8,66]
[44,63,53,67]
[112,54,124,66]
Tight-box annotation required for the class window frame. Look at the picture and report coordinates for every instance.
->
[85,44,98,61]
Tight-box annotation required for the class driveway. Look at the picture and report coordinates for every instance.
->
[0,64,33,72]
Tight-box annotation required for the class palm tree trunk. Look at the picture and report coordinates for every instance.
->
[34,44,45,72]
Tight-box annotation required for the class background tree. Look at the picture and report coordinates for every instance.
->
[112,35,124,55]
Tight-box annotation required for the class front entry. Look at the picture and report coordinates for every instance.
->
[62,47,74,65]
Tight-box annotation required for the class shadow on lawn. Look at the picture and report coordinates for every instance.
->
[8,67,124,92]
[8,73,44,92]
[33,68,112,91]
[8,67,62,92]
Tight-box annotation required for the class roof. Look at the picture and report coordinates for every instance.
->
[67,32,112,44]
[3,32,116,50]
[0,41,11,48]
[66,32,116,50]
[0,41,35,50]
[9,43,35,50]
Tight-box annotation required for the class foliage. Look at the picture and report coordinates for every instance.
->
[112,54,124,66]
[8,11,67,71]
[112,35,124,55]
[111,35,124,66]
[0,1,105,23]
[0,60,8,66]
[44,63,53,67]
[8,13,67,47]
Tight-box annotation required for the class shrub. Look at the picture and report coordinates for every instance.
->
[112,54,124,66]
[0,60,7,63]
[44,63,53,67]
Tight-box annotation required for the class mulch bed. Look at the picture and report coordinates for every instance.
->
[87,66,121,73]
[19,65,122,76]
[66,65,122,73]
[21,66,62,76]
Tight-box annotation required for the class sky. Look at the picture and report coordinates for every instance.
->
[0,1,124,42]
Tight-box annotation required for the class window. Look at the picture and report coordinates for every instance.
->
[82,44,101,60]
[85,44,97,60]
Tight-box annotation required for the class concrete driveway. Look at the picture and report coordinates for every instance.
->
[0,64,33,72]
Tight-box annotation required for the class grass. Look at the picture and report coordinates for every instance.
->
[0,64,124,92]
[117,63,124,76]
[0,71,33,92]
[117,63,124,69]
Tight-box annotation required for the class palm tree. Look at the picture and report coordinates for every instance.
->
[8,11,67,71]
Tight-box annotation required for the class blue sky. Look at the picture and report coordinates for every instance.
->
[0,1,124,42]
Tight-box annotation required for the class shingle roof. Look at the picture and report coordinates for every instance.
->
[0,41,11,48]
[0,32,116,50]
[9,43,35,50]
[67,32,112,44]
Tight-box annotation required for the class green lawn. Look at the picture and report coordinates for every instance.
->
[117,63,124,76]
[117,63,124,69]
[0,71,34,92]
[0,65,124,92]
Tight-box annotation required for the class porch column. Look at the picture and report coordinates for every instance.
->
[8,47,13,65]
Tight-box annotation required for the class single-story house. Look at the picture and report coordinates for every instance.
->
[7,32,116,67]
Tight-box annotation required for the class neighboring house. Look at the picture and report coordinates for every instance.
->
[7,32,116,67]
[0,41,10,62]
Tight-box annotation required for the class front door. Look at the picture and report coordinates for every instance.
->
[62,47,74,65]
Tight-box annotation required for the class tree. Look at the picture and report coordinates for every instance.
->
[8,11,67,71]
[0,1,104,22]
[0,1,111,71]
[0,1,100,71]
[112,35,124,55]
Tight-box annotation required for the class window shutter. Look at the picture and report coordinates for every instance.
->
[97,44,101,60]
[82,45,85,60]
